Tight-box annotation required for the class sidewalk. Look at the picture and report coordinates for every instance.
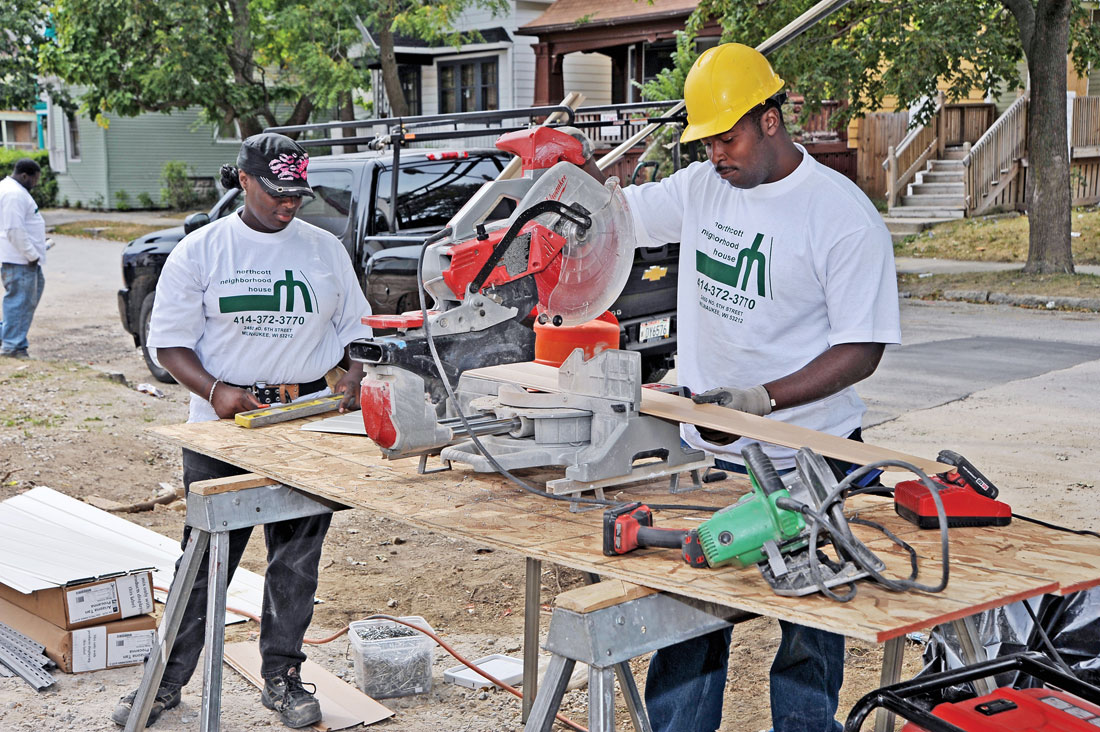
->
[41,208,187,228]
[895,257,1100,311]
[895,256,1100,276]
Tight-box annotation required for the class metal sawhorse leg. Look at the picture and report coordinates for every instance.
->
[523,582,754,732]
[124,474,342,732]
[873,615,993,732]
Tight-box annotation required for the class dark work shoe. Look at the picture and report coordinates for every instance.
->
[110,684,182,727]
[261,666,322,729]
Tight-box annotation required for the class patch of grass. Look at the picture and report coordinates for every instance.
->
[53,220,165,242]
[894,207,1100,265]
[899,270,1100,301]
[3,413,65,428]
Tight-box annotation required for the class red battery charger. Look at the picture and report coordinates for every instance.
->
[894,450,1011,528]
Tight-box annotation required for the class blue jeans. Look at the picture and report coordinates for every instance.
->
[1,262,44,354]
[161,449,332,687]
[645,452,852,732]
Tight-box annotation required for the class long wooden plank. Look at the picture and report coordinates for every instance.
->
[465,361,953,475]
[149,419,1100,643]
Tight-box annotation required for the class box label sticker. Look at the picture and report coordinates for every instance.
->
[115,574,154,618]
[107,630,155,667]
[66,583,120,623]
[71,626,107,672]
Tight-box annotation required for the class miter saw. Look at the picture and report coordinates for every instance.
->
[350,126,711,494]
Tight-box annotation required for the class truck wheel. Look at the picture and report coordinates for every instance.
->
[139,292,177,384]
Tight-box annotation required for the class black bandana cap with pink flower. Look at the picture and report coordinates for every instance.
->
[237,132,315,198]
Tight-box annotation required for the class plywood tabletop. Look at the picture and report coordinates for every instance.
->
[152,417,1100,643]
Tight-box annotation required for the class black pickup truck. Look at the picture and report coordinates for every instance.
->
[118,146,678,384]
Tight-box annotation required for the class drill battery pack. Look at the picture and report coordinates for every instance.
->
[894,450,1011,529]
[900,687,1100,732]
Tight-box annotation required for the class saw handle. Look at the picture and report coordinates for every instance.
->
[742,443,785,496]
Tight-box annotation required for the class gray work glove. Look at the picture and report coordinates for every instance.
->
[691,385,773,446]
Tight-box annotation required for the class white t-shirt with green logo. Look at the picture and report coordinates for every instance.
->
[148,212,373,422]
[622,147,900,468]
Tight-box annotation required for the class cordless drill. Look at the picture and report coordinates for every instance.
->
[602,444,806,568]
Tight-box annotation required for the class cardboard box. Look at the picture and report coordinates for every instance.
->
[0,596,157,673]
[0,571,154,629]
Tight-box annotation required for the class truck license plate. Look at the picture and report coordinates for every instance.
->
[639,317,670,342]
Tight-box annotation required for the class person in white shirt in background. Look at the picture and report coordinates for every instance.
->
[111,133,373,730]
[0,158,48,359]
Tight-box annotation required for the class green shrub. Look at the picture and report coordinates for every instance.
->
[88,193,104,210]
[136,192,155,209]
[160,160,198,210]
[0,148,57,208]
[114,190,131,210]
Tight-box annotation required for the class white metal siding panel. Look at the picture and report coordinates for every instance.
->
[103,109,238,207]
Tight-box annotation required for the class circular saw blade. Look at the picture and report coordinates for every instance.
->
[542,178,636,327]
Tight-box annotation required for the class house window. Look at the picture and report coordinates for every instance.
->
[400,65,422,116]
[215,116,242,143]
[438,57,499,114]
[65,112,81,162]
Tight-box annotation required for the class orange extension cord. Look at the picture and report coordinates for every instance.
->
[154,587,587,732]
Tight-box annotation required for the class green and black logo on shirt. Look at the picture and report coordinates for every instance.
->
[220,270,315,313]
[696,232,770,298]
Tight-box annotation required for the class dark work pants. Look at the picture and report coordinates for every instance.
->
[160,448,332,688]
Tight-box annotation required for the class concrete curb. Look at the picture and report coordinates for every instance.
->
[912,289,1100,311]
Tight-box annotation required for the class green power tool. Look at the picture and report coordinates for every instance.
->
[694,443,806,568]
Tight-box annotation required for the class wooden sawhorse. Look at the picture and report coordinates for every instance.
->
[124,474,345,732]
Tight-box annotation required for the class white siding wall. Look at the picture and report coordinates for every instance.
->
[563,53,613,107]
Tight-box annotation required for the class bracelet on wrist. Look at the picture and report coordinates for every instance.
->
[207,378,221,404]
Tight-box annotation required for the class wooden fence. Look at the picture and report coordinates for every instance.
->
[857,112,909,199]
[943,104,997,146]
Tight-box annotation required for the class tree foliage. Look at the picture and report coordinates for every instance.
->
[0,0,50,111]
[643,0,1100,273]
[41,0,370,137]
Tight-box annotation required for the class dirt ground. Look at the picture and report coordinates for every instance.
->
[7,233,1075,732]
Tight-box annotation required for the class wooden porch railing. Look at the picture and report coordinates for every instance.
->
[961,93,1028,217]
[1072,95,1100,157]
[884,91,946,209]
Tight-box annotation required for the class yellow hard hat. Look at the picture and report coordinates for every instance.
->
[681,43,785,143]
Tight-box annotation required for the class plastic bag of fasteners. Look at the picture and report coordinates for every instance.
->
[349,616,436,698]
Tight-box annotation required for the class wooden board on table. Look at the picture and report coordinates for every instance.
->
[149,418,1100,643]
[465,361,954,475]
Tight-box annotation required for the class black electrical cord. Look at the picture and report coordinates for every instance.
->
[780,460,950,602]
[1012,512,1100,539]
[414,224,722,513]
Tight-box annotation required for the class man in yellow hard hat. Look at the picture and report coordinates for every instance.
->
[585,42,900,731]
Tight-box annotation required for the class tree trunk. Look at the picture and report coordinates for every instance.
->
[1022,0,1075,274]
[338,91,358,153]
[376,24,409,118]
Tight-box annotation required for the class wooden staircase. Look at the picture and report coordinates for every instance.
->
[882,145,968,243]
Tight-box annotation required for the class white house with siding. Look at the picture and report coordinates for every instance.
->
[370,0,612,118]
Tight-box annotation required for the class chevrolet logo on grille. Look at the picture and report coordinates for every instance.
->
[642,266,669,282]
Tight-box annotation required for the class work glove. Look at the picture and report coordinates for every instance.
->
[691,384,773,446]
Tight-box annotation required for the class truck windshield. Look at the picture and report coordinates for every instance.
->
[296,169,354,237]
[376,155,513,230]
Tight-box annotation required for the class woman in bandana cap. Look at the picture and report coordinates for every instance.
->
[112,133,373,730]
